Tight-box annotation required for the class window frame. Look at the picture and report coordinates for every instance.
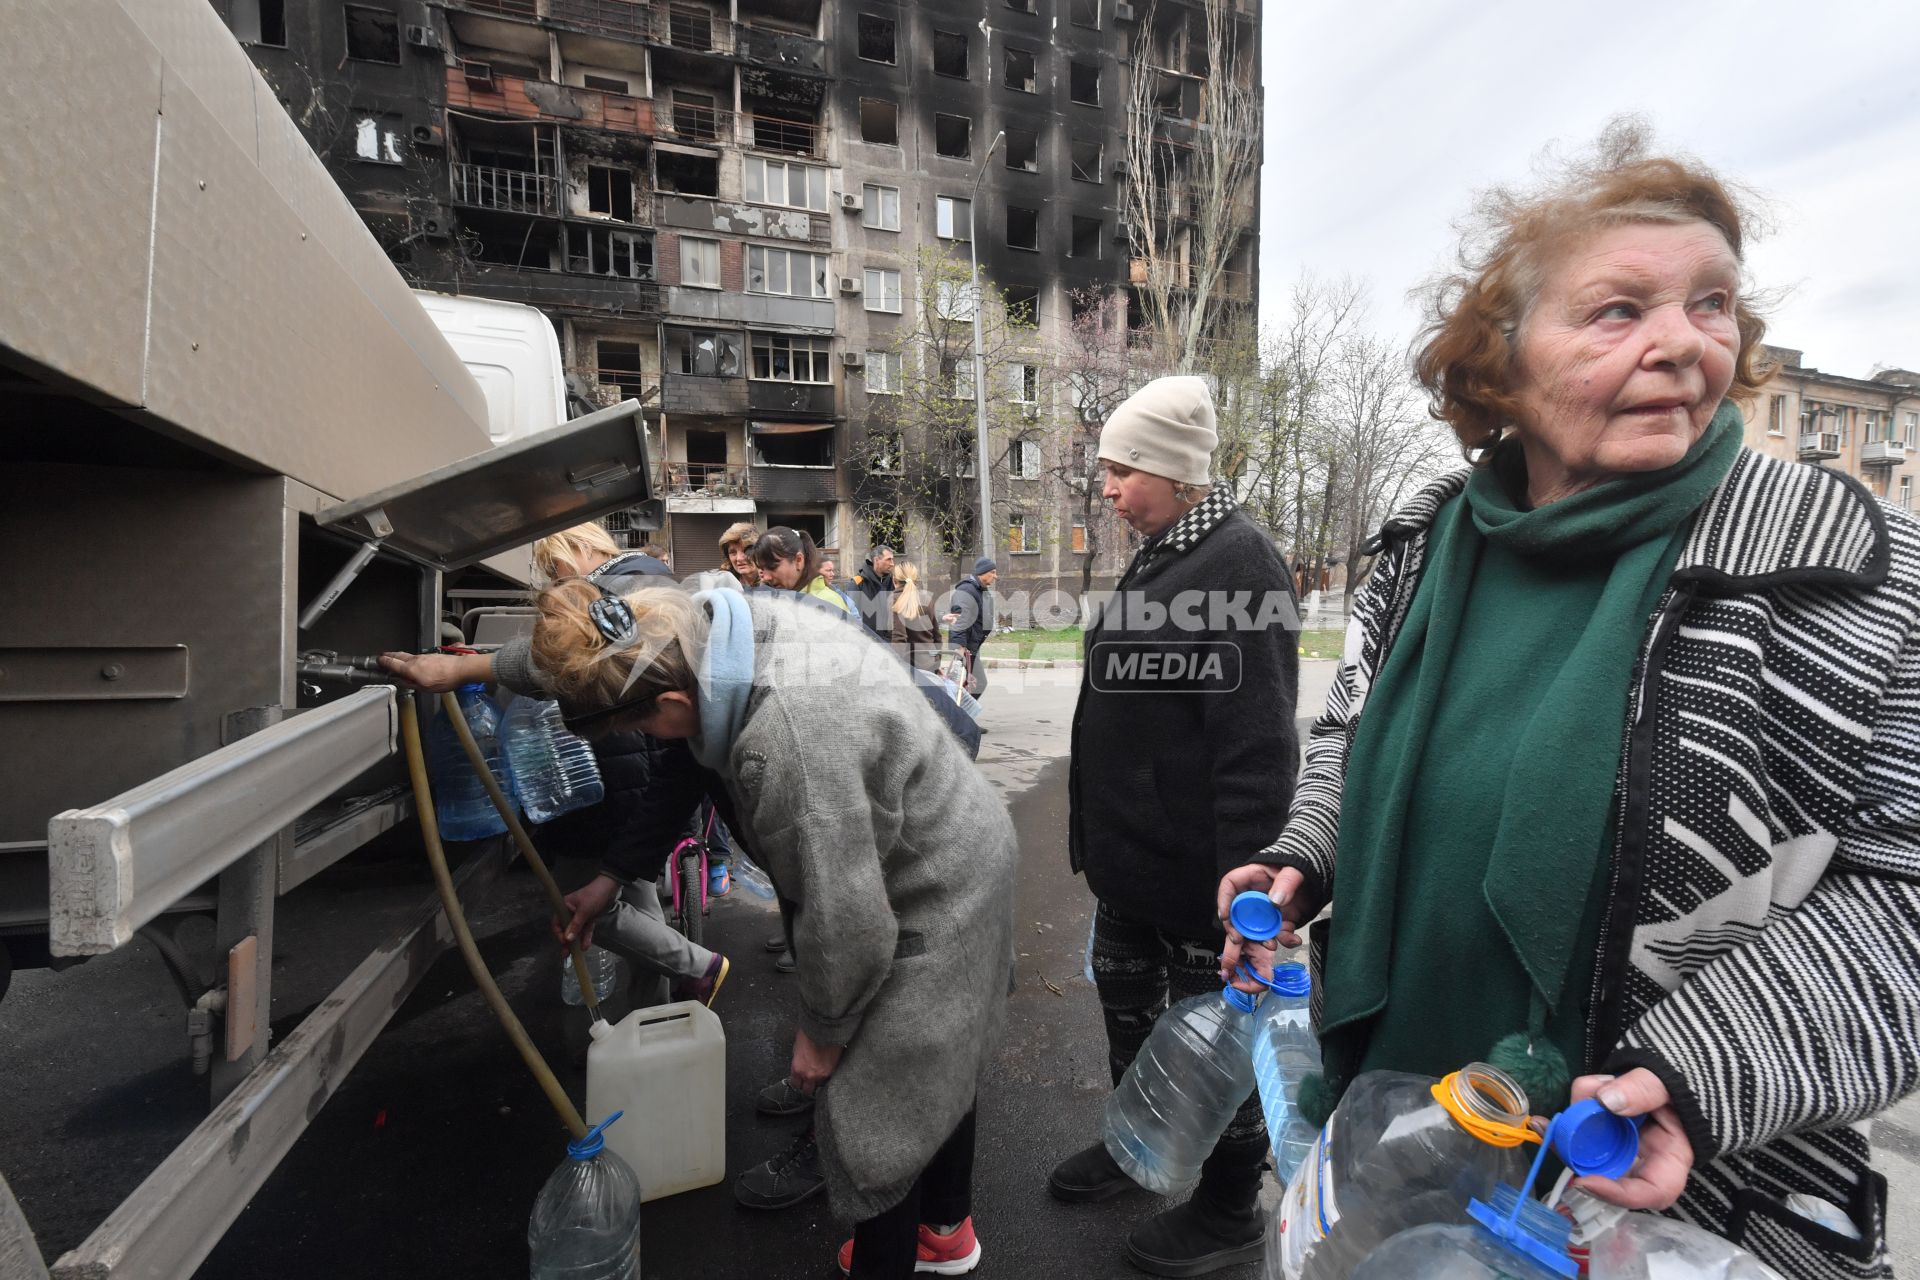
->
[934,113,974,160]
[1071,521,1088,553]
[1006,204,1040,251]
[744,156,830,213]
[1069,59,1101,106]
[861,183,901,231]
[750,332,834,383]
[1009,438,1042,479]
[863,267,903,313]
[679,236,722,288]
[856,12,897,64]
[1004,47,1039,93]
[343,4,401,63]
[859,97,901,147]
[747,244,830,299]
[935,280,977,323]
[936,194,972,241]
[1008,513,1039,553]
[866,350,903,394]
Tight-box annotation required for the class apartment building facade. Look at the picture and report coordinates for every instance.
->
[1742,346,1920,514]
[217,0,1260,588]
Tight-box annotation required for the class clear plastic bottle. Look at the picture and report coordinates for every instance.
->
[1103,980,1262,1196]
[426,683,511,841]
[729,853,777,900]
[1250,962,1321,1184]
[560,945,621,1006]
[503,697,606,824]
[1271,1064,1534,1280]
[528,1111,643,1280]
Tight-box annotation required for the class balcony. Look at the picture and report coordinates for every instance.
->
[1862,440,1909,468]
[734,24,829,74]
[744,113,825,158]
[665,461,750,496]
[570,367,661,412]
[458,263,661,315]
[662,371,749,417]
[447,0,539,18]
[655,5,737,54]
[548,0,651,39]
[446,65,653,138]
[749,464,837,502]
[748,380,836,418]
[658,102,735,146]
[451,163,558,215]
[1799,432,1842,461]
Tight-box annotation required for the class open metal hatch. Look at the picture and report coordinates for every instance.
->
[315,400,662,571]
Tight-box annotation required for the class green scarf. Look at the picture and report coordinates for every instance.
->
[1316,402,1745,1107]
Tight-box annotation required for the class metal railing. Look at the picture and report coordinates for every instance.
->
[449,0,538,17]
[548,0,651,38]
[665,461,750,495]
[746,113,823,157]
[657,5,737,52]
[451,163,557,214]
[660,102,734,143]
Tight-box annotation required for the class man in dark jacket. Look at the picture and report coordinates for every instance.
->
[944,558,998,699]
[846,545,895,639]
[1051,377,1299,1277]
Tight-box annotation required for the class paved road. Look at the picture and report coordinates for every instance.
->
[5,658,1913,1275]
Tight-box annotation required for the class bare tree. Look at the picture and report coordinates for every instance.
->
[1325,335,1455,590]
[1048,288,1144,594]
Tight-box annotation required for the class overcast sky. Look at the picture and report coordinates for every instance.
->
[1258,0,1920,378]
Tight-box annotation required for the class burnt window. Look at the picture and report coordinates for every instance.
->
[1070,60,1100,105]
[343,5,400,62]
[1004,283,1040,326]
[656,150,719,195]
[595,341,651,398]
[582,74,632,94]
[1005,126,1039,172]
[1005,0,1036,12]
[567,226,653,278]
[1071,0,1099,26]
[1007,205,1039,251]
[935,113,971,159]
[673,328,743,377]
[233,0,287,45]
[933,30,969,78]
[1071,138,1102,183]
[1071,215,1102,259]
[857,14,896,63]
[588,166,635,221]
[860,98,899,146]
[1004,47,1037,93]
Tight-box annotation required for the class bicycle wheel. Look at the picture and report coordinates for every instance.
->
[678,847,705,947]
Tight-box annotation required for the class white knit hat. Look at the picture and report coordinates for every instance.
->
[1096,376,1218,486]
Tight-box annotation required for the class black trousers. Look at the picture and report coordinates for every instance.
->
[849,1106,978,1278]
[1091,898,1267,1209]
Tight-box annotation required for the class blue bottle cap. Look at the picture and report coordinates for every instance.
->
[568,1109,625,1161]
[1545,1099,1642,1179]
[1228,891,1283,942]
[459,682,487,693]
[1221,984,1259,1013]
[1266,962,1310,998]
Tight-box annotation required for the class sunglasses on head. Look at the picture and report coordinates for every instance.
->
[555,579,654,737]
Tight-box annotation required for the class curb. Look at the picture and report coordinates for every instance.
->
[982,656,1083,669]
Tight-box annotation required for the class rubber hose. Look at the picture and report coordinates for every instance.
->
[439,689,605,1020]
[400,693,587,1139]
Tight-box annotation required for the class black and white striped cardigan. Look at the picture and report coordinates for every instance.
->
[1268,447,1920,1279]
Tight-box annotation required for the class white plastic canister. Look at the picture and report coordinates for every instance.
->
[585,1000,727,1201]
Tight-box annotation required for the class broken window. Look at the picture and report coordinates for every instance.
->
[1009,438,1042,477]
[857,13,896,63]
[936,195,971,240]
[582,74,632,94]
[751,334,833,382]
[353,113,404,164]
[674,328,743,376]
[861,184,901,231]
[595,340,651,398]
[1070,60,1100,105]
[1071,215,1102,259]
[935,114,972,159]
[670,90,723,143]
[343,5,399,62]
[680,236,721,287]
[747,246,829,298]
[1007,205,1039,251]
[1071,0,1099,26]
[755,431,833,469]
[1014,364,1041,403]
[1005,47,1037,93]
[1152,73,1184,116]
[745,156,829,212]
[232,0,287,45]
[656,150,718,195]
[932,30,969,78]
[1003,283,1040,327]
[1071,138,1103,183]
[1005,0,1036,13]
[864,268,903,313]
[587,166,635,221]
[567,226,652,278]
[1005,126,1039,172]
[859,98,899,146]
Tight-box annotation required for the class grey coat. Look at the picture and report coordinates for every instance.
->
[722,595,1017,1223]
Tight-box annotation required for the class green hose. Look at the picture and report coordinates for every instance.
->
[399,693,587,1139]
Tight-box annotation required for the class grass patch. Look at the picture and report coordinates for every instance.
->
[980,625,1084,660]
[1298,629,1344,660]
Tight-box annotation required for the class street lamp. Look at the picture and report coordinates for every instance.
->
[969,130,1005,563]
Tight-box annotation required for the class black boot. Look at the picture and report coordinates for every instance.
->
[1047,1141,1139,1203]
[1123,1195,1263,1277]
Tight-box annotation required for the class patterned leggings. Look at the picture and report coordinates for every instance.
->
[1090,898,1268,1204]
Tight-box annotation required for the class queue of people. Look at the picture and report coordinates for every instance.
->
[376,127,1918,1280]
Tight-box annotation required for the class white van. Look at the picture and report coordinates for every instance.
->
[412,290,566,445]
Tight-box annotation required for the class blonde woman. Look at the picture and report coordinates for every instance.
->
[539,580,1015,1278]
[888,560,939,671]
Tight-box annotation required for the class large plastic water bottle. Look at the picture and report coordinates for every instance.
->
[1250,962,1320,1184]
[426,684,511,841]
[729,853,777,900]
[504,697,605,823]
[560,945,621,1006]
[528,1111,643,1280]
[1271,1063,1535,1280]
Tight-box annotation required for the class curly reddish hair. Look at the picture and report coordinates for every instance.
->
[1414,119,1773,457]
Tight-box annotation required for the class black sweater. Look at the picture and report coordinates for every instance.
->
[1068,500,1300,938]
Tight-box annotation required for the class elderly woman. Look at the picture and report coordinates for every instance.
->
[532,578,1015,1279]
[1220,127,1919,1278]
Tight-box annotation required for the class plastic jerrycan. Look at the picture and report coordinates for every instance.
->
[1228,892,1323,1185]
[1271,1063,1536,1280]
[1349,1101,1785,1280]
[527,1110,643,1280]
[585,1001,726,1202]
[1101,892,1284,1196]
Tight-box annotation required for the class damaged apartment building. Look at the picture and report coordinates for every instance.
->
[215,0,1261,588]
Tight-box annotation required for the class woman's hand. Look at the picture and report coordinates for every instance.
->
[1217,864,1317,986]
[790,1027,845,1096]
[378,650,492,693]
[1568,1069,1694,1211]
[556,874,622,951]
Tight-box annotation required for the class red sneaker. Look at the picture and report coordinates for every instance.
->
[836,1217,982,1275]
